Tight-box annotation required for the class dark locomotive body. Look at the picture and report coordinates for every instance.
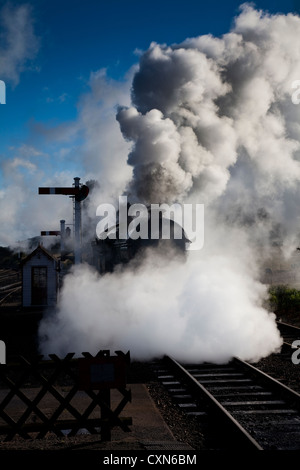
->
[92,214,189,274]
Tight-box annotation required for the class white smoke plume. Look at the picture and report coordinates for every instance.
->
[0,3,39,86]
[38,3,300,363]
[0,68,133,248]
[39,228,281,363]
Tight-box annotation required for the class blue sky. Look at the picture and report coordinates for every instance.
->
[1,0,296,160]
[0,0,298,245]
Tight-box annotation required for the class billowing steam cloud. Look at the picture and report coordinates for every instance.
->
[39,230,281,363]
[39,3,300,363]
[0,3,39,86]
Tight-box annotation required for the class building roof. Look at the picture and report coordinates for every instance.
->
[20,244,57,266]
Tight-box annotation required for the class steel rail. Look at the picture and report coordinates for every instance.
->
[277,321,300,347]
[233,357,300,410]
[164,355,263,450]
[161,354,300,450]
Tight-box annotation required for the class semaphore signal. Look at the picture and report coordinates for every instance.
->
[38,177,89,265]
[40,231,61,236]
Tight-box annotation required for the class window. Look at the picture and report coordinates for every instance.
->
[31,267,47,305]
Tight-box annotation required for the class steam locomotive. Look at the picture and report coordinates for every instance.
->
[91,210,190,274]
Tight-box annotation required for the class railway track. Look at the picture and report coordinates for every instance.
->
[277,320,300,347]
[0,269,21,306]
[155,355,300,450]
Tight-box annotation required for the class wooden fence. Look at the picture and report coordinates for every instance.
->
[0,349,132,441]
